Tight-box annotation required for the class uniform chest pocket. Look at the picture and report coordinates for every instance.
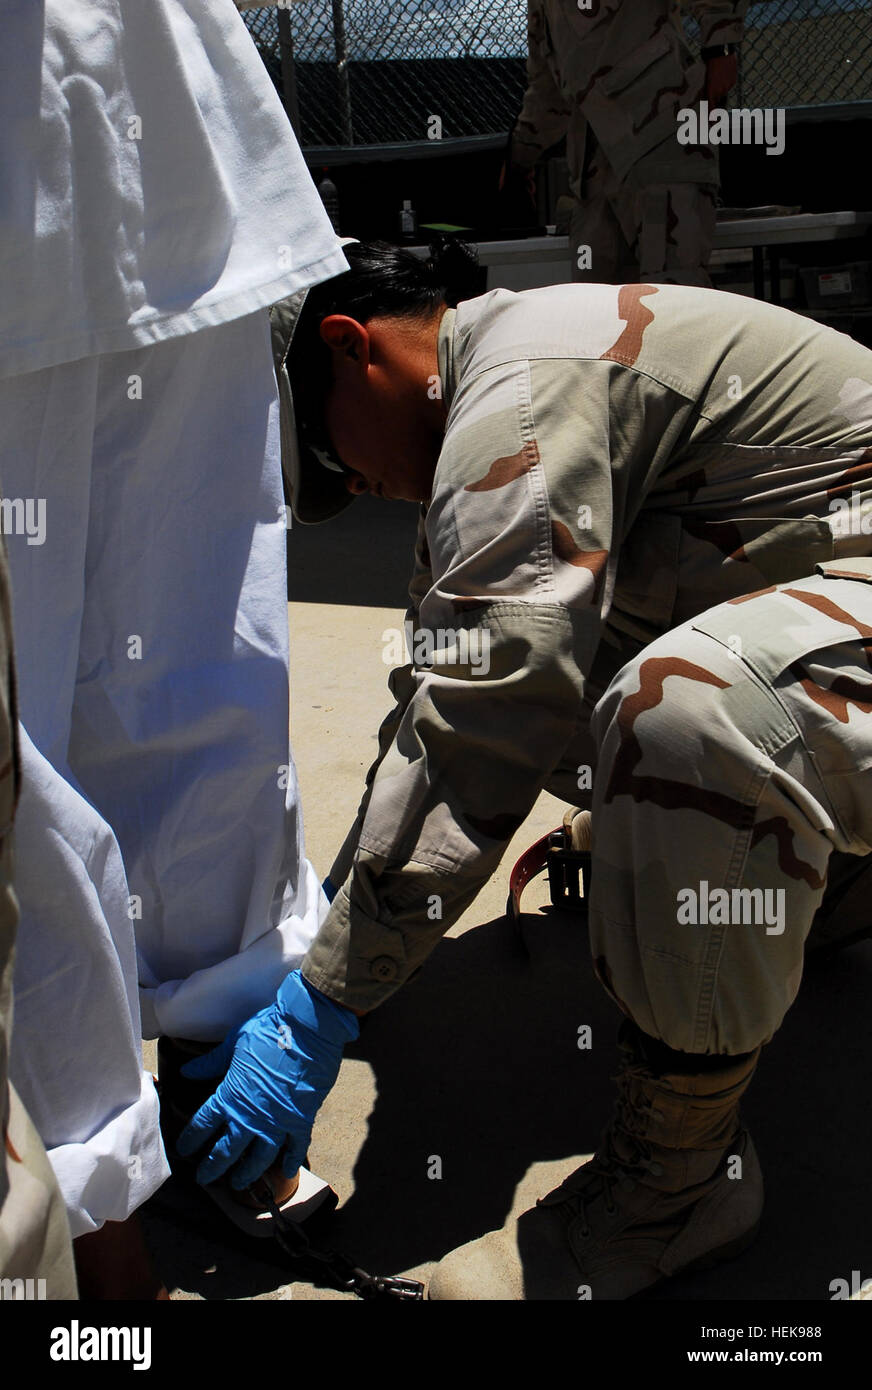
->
[582,27,688,177]
[594,26,676,99]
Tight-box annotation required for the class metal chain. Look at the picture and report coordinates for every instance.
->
[256,1181,424,1301]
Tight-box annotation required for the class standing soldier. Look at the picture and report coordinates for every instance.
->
[503,1,748,286]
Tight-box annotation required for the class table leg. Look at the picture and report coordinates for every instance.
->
[768,248,782,305]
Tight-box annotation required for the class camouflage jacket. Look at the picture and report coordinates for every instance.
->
[302,283,872,1010]
[510,0,749,185]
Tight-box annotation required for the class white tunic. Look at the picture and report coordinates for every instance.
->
[0,0,346,379]
[0,0,343,1235]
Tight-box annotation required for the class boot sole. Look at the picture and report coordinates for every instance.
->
[681,1216,763,1275]
[630,1217,762,1300]
[632,1216,763,1300]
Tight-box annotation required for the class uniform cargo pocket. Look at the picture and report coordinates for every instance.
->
[815,556,872,584]
[582,28,688,178]
[691,563,872,688]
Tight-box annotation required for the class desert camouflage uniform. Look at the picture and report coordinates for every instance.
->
[0,542,76,1299]
[510,1,749,286]
[590,558,872,1055]
[303,282,872,1052]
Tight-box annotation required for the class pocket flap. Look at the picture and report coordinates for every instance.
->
[816,557,872,584]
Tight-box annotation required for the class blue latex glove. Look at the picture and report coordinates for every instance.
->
[175,969,359,1190]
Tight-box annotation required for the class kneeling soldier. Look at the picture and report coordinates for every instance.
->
[178,242,872,1298]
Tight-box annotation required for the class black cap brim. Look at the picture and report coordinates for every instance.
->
[270,272,358,527]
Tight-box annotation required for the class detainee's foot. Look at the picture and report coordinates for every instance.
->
[429,1026,763,1300]
[74,1212,169,1301]
[156,1035,336,1235]
[234,1166,300,1209]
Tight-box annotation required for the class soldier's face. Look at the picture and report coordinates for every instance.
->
[319,310,446,503]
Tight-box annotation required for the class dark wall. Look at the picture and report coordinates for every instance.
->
[306,143,508,242]
[718,115,871,213]
[307,113,871,244]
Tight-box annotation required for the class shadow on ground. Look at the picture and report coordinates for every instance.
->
[286,494,419,608]
[145,905,872,1301]
[327,921,872,1301]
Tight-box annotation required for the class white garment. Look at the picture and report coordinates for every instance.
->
[0,0,347,378]
[2,310,330,1231]
[2,309,329,1039]
[8,729,170,1238]
[0,0,344,1231]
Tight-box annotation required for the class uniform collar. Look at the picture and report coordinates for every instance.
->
[437,307,457,410]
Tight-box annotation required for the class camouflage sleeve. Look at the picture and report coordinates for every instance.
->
[304,345,688,1010]
[328,506,433,888]
[684,0,749,48]
[304,601,586,1010]
[510,0,572,170]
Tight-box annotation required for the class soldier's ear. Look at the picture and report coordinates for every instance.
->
[320,315,369,368]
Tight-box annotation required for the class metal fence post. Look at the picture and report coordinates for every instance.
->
[277,6,302,139]
[331,0,353,146]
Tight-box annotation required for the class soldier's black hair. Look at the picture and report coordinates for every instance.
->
[303,235,481,325]
[287,237,481,464]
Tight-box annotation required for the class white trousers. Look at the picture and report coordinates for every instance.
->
[1,310,326,1234]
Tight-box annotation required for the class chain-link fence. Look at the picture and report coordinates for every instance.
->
[241,1,872,149]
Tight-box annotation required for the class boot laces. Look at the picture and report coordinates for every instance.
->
[550,1065,663,1238]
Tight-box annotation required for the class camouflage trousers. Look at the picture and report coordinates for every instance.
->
[0,1086,78,1299]
[569,132,717,288]
[587,561,872,1057]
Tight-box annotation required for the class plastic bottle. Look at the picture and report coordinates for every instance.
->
[399,198,418,242]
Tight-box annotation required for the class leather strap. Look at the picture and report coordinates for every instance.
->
[507,830,554,927]
[507,808,591,928]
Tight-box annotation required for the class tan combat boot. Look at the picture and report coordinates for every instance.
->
[429,1025,763,1300]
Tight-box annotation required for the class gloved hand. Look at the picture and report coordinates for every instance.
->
[175,969,359,1190]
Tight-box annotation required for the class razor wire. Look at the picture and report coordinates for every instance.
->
[241,1,872,149]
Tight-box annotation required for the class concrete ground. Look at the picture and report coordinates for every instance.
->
[143,494,872,1302]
